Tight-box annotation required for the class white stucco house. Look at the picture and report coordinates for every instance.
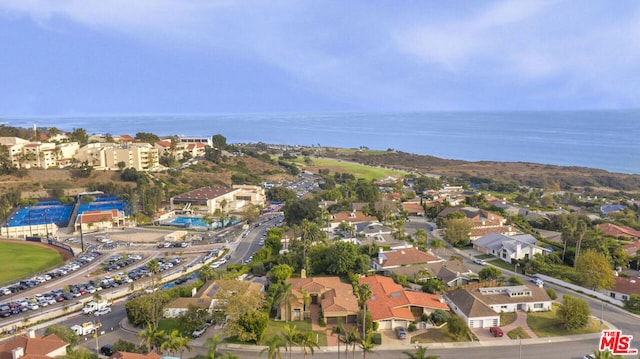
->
[473,233,551,264]
[445,284,553,328]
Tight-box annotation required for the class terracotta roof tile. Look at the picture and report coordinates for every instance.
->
[359,275,447,322]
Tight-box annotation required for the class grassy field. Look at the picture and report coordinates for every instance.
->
[263,319,327,346]
[527,303,602,336]
[299,157,408,181]
[0,242,63,284]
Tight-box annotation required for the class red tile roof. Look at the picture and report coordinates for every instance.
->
[622,241,640,257]
[402,202,424,215]
[378,247,440,268]
[81,210,117,224]
[358,275,448,322]
[156,140,172,147]
[598,223,640,239]
[611,276,640,296]
[0,333,68,359]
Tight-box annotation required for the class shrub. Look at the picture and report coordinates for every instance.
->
[408,322,417,332]
[546,287,557,300]
[371,332,382,345]
[318,316,326,327]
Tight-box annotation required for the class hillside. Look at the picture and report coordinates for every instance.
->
[320,148,640,193]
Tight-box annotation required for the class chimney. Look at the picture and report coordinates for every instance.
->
[27,329,35,339]
[12,347,24,359]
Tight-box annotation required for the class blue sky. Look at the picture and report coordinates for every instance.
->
[0,0,639,115]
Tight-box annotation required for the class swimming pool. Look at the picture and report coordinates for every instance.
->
[161,216,240,229]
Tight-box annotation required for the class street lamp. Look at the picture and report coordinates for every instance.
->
[94,320,102,354]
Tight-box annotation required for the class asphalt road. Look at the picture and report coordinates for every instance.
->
[12,213,640,359]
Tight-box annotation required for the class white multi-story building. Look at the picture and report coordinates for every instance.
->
[76,142,160,171]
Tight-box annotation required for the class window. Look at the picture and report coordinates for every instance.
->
[534,303,543,309]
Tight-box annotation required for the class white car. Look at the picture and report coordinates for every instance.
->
[94,307,112,316]
[192,327,206,338]
[530,278,544,286]
[472,258,486,265]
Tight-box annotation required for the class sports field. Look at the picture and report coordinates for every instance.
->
[0,242,63,284]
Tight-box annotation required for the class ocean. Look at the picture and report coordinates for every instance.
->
[5,110,640,174]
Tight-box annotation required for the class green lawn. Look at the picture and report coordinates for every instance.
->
[506,327,531,339]
[263,319,327,346]
[297,157,408,181]
[0,242,63,284]
[527,303,602,336]
[411,326,474,343]
[500,312,517,326]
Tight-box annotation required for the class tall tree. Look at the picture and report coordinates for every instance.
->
[282,324,300,359]
[259,334,285,359]
[205,335,223,359]
[138,323,166,353]
[359,333,376,359]
[298,331,320,359]
[558,295,590,330]
[442,218,473,247]
[357,283,373,337]
[575,249,615,290]
[275,281,294,322]
[402,345,439,359]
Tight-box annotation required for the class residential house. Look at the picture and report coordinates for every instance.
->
[402,201,425,216]
[372,245,442,272]
[280,277,359,325]
[598,223,640,240]
[329,210,378,229]
[359,275,449,330]
[473,233,551,263]
[389,260,474,288]
[445,284,552,328]
[0,330,68,359]
[600,204,626,216]
[622,241,640,259]
[437,207,515,239]
[164,279,263,318]
[603,277,640,302]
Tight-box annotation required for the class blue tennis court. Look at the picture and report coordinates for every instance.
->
[78,198,130,216]
[7,204,74,227]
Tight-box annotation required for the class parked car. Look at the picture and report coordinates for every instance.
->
[100,344,114,356]
[192,327,207,338]
[530,278,544,287]
[94,307,112,317]
[489,326,504,337]
[472,258,486,265]
[395,327,407,339]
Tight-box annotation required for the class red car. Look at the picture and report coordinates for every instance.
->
[489,326,504,337]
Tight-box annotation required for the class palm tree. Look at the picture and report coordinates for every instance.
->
[592,349,624,359]
[298,331,320,359]
[358,333,376,359]
[161,330,191,359]
[275,282,294,322]
[357,283,372,338]
[138,323,166,353]
[282,324,300,359]
[331,321,345,359]
[205,335,223,359]
[342,328,359,359]
[260,334,285,359]
[414,228,427,249]
[430,239,444,255]
[402,345,439,359]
